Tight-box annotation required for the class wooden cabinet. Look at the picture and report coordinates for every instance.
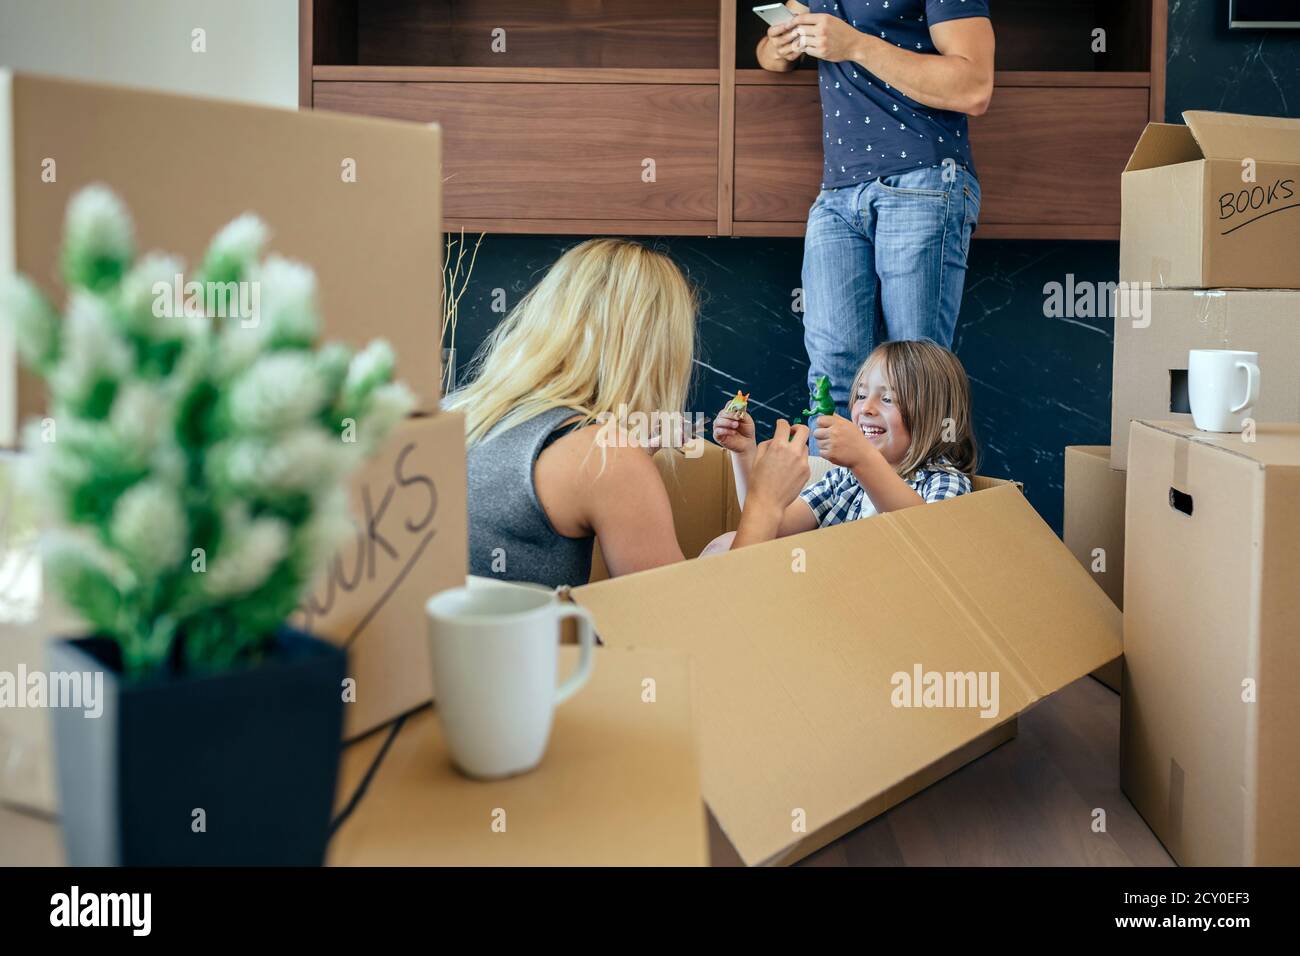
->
[969,83,1152,238]
[732,74,1155,239]
[301,0,1167,240]
[314,80,719,231]
[733,81,821,227]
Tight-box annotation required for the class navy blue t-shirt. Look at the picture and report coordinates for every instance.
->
[810,0,990,189]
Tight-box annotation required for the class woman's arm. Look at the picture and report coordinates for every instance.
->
[583,445,686,577]
[731,447,818,543]
[787,14,995,115]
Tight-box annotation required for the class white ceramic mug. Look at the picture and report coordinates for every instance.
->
[1188,349,1261,433]
[425,584,595,780]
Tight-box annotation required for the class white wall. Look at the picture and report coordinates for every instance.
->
[0,0,298,443]
[0,0,298,108]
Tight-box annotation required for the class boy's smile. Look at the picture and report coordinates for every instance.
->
[852,362,911,465]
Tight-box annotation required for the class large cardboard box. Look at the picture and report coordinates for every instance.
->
[1063,445,1125,692]
[1121,420,1300,865]
[572,443,1122,866]
[295,412,467,740]
[328,646,707,866]
[1110,288,1300,469]
[0,70,444,447]
[1120,111,1300,289]
[0,451,77,815]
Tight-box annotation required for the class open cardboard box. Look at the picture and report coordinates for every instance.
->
[1120,110,1300,289]
[575,442,1122,865]
[0,70,444,447]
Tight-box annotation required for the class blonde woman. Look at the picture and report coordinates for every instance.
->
[445,238,811,589]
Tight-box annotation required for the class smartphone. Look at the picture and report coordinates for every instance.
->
[753,3,795,27]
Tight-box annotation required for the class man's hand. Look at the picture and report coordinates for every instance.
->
[768,21,805,63]
[812,413,874,470]
[785,12,865,62]
[757,1,809,70]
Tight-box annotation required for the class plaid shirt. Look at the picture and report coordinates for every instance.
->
[799,458,972,528]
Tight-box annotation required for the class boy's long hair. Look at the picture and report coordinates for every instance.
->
[445,238,697,450]
[851,340,979,479]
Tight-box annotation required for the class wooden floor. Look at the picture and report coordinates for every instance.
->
[793,674,1172,866]
[1,674,1171,867]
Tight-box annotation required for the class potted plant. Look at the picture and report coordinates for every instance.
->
[0,186,413,865]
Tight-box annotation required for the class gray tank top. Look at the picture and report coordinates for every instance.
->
[466,405,594,589]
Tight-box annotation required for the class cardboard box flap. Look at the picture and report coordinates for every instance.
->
[571,484,1120,866]
[885,484,1121,696]
[1135,420,1300,468]
[1124,121,1203,172]
[1182,110,1300,164]
[657,441,742,554]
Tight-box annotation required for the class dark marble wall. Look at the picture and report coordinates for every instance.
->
[1166,0,1300,120]
[446,1,1300,536]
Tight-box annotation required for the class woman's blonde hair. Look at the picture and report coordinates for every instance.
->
[445,238,697,449]
[851,340,978,479]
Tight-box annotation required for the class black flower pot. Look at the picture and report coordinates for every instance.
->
[48,626,346,866]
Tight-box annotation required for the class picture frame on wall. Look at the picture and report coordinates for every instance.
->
[1229,0,1300,29]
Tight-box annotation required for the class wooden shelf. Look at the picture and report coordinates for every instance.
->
[736,69,1153,87]
[302,0,1167,240]
[445,218,722,237]
[314,65,720,84]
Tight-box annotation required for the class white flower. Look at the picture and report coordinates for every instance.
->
[356,382,415,452]
[119,252,189,338]
[213,428,347,499]
[110,381,174,460]
[228,352,327,434]
[0,275,59,371]
[201,515,290,599]
[255,254,319,346]
[111,480,188,579]
[214,321,270,380]
[63,185,134,276]
[295,488,354,574]
[48,291,133,407]
[343,339,396,406]
[203,213,268,277]
[42,527,137,601]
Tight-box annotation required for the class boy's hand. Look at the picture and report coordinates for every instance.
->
[714,407,757,457]
[748,419,811,511]
[812,413,874,470]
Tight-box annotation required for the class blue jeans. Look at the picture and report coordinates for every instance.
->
[800,166,980,425]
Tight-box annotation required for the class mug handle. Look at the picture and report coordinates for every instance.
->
[554,604,596,706]
[1231,360,1261,414]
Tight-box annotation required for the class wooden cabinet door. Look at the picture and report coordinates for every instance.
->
[733,81,1150,237]
[734,84,823,225]
[968,86,1150,228]
[315,81,719,229]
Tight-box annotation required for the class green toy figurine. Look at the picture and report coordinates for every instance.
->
[791,375,834,436]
